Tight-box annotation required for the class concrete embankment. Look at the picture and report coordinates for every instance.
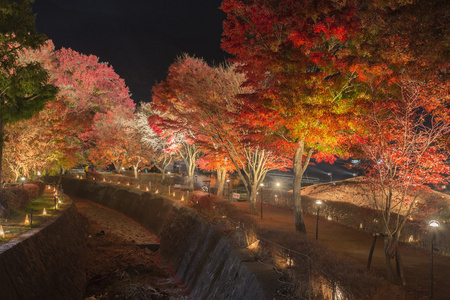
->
[62,177,265,300]
[0,202,88,300]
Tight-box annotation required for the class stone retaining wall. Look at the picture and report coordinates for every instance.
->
[61,177,265,300]
[0,202,87,300]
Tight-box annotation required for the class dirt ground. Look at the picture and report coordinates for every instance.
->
[232,198,450,300]
[73,197,189,300]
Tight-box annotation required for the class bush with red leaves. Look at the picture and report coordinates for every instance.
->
[0,187,30,210]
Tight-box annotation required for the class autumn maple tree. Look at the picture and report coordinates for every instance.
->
[12,40,135,174]
[197,150,235,197]
[351,78,450,283]
[134,103,177,182]
[221,0,364,231]
[152,55,290,213]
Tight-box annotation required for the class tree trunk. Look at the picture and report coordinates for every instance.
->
[248,185,257,214]
[0,120,4,186]
[383,237,395,281]
[292,141,312,233]
[395,248,406,286]
[216,169,226,197]
[133,166,138,179]
[187,164,195,191]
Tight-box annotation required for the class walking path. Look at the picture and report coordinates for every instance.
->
[232,198,450,300]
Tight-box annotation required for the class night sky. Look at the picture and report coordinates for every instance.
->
[32,0,230,103]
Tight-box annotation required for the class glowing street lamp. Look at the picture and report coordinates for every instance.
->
[260,183,264,219]
[429,220,440,299]
[21,177,25,187]
[315,200,323,240]
[327,172,332,183]
[226,179,231,200]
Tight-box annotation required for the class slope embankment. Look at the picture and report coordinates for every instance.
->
[61,177,265,300]
[0,202,88,300]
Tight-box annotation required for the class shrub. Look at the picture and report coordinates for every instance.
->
[24,183,40,200]
[0,187,30,210]
[28,180,46,195]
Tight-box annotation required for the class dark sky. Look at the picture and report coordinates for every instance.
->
[32,0,230,103]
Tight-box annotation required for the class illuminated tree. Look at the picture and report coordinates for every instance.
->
[197,151,235,197]
[16,40,135,172]
[353,79,450,283]
[221,0,362,230]
[135,103,176,182]
[0,0,57,182]
[152,55,290,213]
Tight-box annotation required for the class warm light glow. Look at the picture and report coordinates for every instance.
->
[316,199,323,205]
[181,196,184,201]
[285,256,295,267]
[408,235,414,243]
[93,177,95,180]
[359,223,363,229]
[21,177,25,181]
[0,225,5,238]
[137,185,140,189]
[37,171,41,176]
[127,182,130,186]
[173,192,175,196]
[260,183,264,186]
[327,216,332,221]
[168,172,171,175]
[43,208,47,215]
[103,178,106,182]
[58,197,62,204]
[247,239,260,250]
[155,190,159,194]
[146,187,149,191]
[276,182,280,187]
[47,185,51,189]
[24,214,30,225]
[226,179,230,182]
[429,220,440,227]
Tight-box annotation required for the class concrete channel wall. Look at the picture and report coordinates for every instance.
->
[62,177,265,300]
[0,203,87,300]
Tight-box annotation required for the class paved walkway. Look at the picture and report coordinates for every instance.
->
[232,199,450,300]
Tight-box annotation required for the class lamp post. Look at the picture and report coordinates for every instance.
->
[226,179,230,200]
[260,183,264,219]
[327,172,332,183]
[21,176,25,187]
[315,200,323,240]
[428,220,439,300]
